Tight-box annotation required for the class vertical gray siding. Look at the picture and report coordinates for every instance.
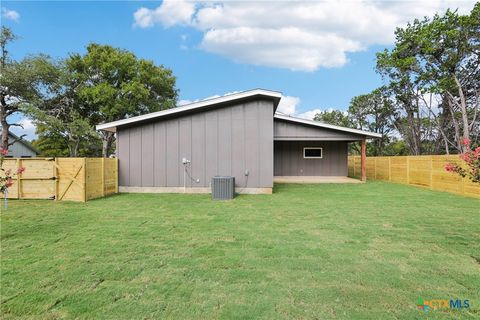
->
[274,119,364,141]
[141,124,154,187]
[117,100,274,188]
[129,127,142,186]
[154,122,166,186]
[5,133,37,157]
[274,141,348,176]
[191,113,206,188]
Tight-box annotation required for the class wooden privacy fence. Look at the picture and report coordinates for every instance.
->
[348,155,479,198]
[3,158,118,202]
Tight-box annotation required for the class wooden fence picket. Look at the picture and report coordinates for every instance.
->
[2,157,118,202]
[348,155,479,199]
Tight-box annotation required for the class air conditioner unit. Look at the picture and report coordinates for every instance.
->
[211,176,235,200]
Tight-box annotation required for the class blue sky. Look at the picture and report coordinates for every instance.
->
[1,0,476,140]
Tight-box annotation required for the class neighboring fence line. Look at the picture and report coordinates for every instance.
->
[3,158,118,202]
[348,155,479,198]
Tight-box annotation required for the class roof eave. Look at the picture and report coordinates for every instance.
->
[96,89,282,132]
[274,114,382,139]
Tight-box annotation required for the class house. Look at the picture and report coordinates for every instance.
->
[96,89,380,194]
[0,131,39,158]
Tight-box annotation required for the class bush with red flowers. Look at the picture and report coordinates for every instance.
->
[445,138,480,183]
[0,148,26,194]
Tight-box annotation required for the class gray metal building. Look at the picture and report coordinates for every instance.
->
[1,131,39,158]
[97,89,380,194]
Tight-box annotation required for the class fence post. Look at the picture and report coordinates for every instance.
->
[406,157,410,184]
[115,158,119,193]
[101,158,105,197]
[460,174,465,196]
[361,139,367,182]
[429,156,433,190]
[388,157,391,181]
[54,158,59,200]
[83,158,87,202]
[16,158,21,199]
[353,157,356,177]
[374,157,377,180]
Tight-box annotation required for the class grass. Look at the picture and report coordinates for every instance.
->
[1,181,479,319]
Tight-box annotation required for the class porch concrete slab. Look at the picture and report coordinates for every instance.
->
[274,176,362,184]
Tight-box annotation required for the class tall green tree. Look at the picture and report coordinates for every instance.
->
[22,56,101,157]
[0,27,51,150]
[377,3,480,153]
[313,109,353,128]
[68,44,178,156]
[349,87,394,156]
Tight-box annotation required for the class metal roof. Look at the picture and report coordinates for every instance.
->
[1,130,40,154]
[96,89,282,132]
[96,88,381,138]
[274,114,382,138]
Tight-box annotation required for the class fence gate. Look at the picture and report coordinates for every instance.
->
[5,158,86,201]
[54,158,86,201]
[6,158,56,199]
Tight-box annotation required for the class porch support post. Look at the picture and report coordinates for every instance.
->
[361,137,367,182]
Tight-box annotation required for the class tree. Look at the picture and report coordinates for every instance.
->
[0,27,47,150]
[26,107,99,157]
[21,56,102,157]
[68,44,178,156]
[349,87,394,156]
[377,4,480,153]
[313,109,352,127]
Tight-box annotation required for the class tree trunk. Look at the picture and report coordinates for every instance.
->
[446,97,462,152]
[443,138,449,155]
[453,76,470,148]
[102,131,114,157]
[1,121,8,151]
[0,96,9,150]
[68,135,79,157]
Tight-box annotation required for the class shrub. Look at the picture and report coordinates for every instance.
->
[445,138,480,183]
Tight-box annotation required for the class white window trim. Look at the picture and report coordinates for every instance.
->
[303,147,323,159]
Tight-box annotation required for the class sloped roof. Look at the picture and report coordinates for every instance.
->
[1,130,40,154]
[274,114,381,138]
[96,88,381,138]
[96,89,282,132]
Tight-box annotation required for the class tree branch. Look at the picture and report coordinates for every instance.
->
[7,133,26,147]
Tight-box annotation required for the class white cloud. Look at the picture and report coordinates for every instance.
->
[201,27,361,71]
[297,108,345,120]
[297,109,323,120]
[133,0,476,71]
[179,91,337,120]
[134,0,195,28]
[276,95,300,115]
[177,91,240,106]
[10,118,36,141]
[1,7,20,22]
[178,99,193,106]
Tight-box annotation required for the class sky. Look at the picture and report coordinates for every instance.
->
[1,0,476,141]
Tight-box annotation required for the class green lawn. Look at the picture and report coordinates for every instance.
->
[1,182,479,319]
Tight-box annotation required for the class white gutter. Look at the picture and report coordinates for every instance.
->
[274,114,382,138]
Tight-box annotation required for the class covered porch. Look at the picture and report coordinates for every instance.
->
[273,114,376,183]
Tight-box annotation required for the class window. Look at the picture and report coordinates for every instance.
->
[303,147,323,159]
